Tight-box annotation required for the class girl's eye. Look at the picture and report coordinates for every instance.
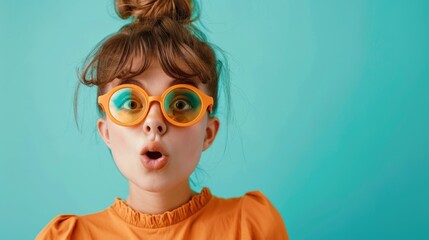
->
[122,99,142,111]
[171,99,192,111]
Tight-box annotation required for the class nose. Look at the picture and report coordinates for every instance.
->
[143,102,167,136]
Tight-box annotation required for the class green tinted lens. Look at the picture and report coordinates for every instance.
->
[164,88,202,123]
[109,88,147,124]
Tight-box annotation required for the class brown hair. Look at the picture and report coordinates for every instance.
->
[73,0,229,129]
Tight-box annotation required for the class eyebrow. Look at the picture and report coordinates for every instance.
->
[118,78,198,88]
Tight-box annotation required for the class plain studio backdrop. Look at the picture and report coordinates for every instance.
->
[1,0,428,239]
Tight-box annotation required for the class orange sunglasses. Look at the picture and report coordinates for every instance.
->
[98,84,214,127]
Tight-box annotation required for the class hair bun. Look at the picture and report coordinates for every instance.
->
[116,0,193,24]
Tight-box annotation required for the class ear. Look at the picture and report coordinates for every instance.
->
[97,118,111,149]
[202,117,220,151]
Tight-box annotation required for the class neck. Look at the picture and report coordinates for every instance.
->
[125,180,197,215]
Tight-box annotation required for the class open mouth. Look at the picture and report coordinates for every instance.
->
[141,151,168,171]
[140,142,168,170]
[146,151,163,160]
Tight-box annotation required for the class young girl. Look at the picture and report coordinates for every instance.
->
[37,0,288,239]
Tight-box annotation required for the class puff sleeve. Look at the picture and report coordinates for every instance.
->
[240,191,289,240]
[36,214,84,240]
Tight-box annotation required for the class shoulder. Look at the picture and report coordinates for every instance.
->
[36,214,86,240]
[35,198,119,239]
[35,203,116,239]
[239,190,289,240]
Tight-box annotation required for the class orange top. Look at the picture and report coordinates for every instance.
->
[36,188,289,239]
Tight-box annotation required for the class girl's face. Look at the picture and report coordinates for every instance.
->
[96,59,219,192]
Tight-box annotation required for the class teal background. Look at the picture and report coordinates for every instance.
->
[1,0,428,239]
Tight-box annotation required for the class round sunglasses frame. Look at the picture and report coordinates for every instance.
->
[98,83,214,127]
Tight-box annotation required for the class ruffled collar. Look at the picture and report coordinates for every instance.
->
[110,187,212,228]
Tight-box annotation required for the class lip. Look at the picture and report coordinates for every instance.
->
[140,141,168,156]
[140,154,168,170]
[140,142,168,171]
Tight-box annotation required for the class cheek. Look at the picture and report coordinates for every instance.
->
[182,123,205,144]
[107,124,138,169]
[169,123,206,159]
[109,127,130,151]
